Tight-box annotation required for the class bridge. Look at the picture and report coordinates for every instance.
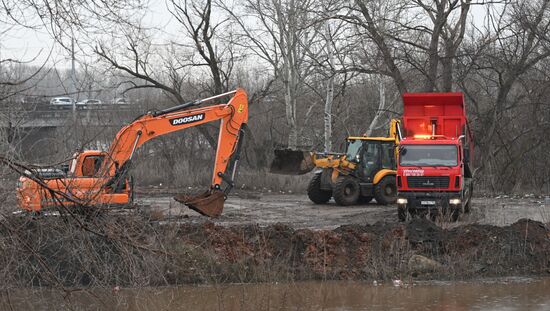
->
[0,104,142,160]
[0,104,138,128]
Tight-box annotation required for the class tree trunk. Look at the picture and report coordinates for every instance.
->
[284,56,298,149]
[355,0,408,96]
[440,45,454,92]
[366,75,385,136]
[324,22,334,152]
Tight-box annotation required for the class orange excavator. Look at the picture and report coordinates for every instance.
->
[14,89,248,217]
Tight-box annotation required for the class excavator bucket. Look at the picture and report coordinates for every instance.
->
[174,190,226,217]
[269,149,315,175]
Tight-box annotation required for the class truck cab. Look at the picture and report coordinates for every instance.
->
[396,93,473,221]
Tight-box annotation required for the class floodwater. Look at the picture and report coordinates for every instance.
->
[4,277,550,310]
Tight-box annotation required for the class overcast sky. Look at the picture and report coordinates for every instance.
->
[0,0,177,68]
[0,0,493,70]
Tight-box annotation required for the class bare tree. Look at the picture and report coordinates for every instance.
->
[220,0,323,149]
[460,0,550,190]
[168,0,235,95]
[94,32,218,148]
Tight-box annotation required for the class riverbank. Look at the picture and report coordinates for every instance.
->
[0,214,548,288]
[168,217,550,283]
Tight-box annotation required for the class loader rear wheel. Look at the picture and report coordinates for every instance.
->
[333,176,360,206]
[307,174,332,204]
[374,176,397,205]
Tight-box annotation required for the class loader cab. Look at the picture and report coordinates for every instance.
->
[346,138,396,182]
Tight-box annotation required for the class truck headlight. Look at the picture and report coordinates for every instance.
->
[449,198,461,205]
[397,198,408,205]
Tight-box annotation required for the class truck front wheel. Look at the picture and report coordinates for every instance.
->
[307,173,332,204]
[374,176,397,205]
[333,176,360,206]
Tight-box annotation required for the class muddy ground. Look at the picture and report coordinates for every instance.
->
[137,191,550,229]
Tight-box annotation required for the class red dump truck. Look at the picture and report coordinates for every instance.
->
[396,93,473,221]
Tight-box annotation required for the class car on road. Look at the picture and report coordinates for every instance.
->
[50,97,75,108]
[77,99,103,108]
[112,98,128,105]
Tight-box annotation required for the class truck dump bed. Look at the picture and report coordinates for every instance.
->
[401,93,466,139]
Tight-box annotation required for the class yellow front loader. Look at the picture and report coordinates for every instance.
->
[270,120,401,206]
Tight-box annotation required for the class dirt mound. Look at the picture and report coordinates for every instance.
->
[1,215,549,287]
[171,218,550,282]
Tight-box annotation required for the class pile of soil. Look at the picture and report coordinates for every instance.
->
[0,215,549,287]
[171,218,550,282]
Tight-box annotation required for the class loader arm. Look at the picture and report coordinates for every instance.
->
[101,88,248,216]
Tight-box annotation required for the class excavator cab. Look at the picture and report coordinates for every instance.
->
[81,155,104,177]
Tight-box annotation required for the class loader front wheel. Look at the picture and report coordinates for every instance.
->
[307,174,332,204]
[333,176,360,206]
[374,176,397,205]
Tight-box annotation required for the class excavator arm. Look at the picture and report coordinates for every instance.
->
[102,88,248,217]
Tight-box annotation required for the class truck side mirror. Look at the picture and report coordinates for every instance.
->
[464,148,470,163]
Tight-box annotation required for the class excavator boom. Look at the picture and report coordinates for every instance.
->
[102,88,248,217]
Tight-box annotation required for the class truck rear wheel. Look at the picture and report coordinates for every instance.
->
[307,173,332,204]
[333,176,360,206]
[374,176,397,205]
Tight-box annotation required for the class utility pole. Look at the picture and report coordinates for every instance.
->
[71,38,77,115]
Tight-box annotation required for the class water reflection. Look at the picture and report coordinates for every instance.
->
[2,277,550,310]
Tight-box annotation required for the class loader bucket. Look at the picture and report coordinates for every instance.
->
[269,149,315,175]
[174,190,225,217]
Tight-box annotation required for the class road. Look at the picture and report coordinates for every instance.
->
[137,192,550,229]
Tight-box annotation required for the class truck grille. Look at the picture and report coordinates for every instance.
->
[407,176,449,189]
